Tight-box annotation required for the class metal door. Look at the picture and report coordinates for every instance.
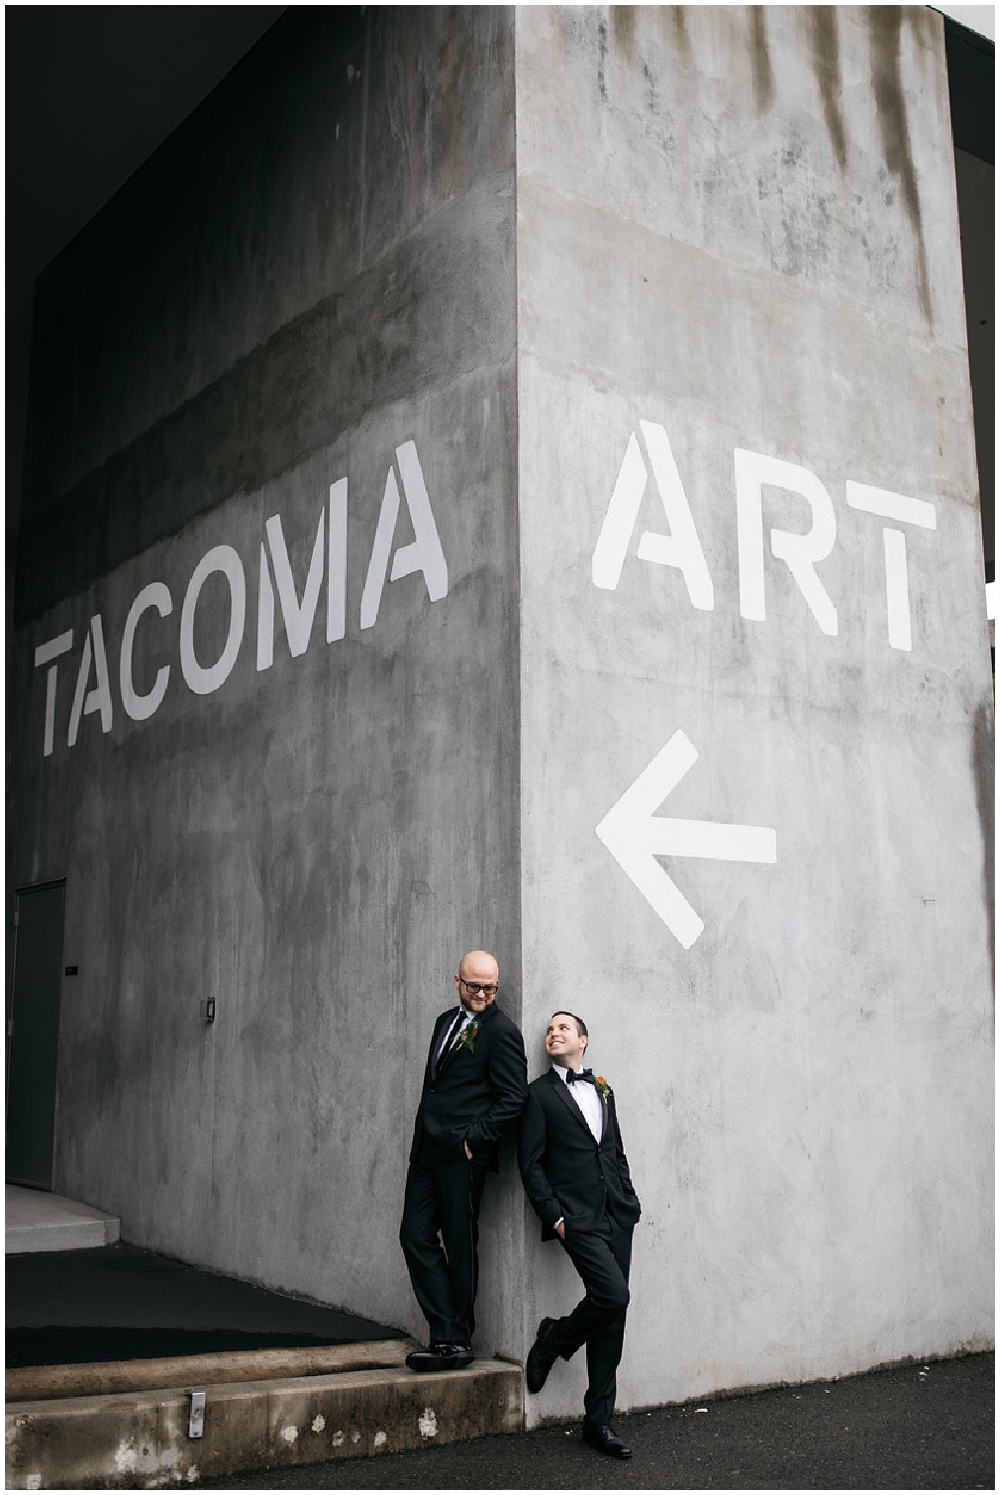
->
[6,882,66,1188]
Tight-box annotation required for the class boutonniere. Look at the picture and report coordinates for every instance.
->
[594,1075,611,1104]
[458,1019,480,1053]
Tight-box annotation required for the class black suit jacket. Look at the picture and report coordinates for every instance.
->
[409,1002,528,1172]
[518,1068,641,1239]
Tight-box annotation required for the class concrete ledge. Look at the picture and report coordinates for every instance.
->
[5,1186,120,1255]
[5,1360,524,1489]
[6,1217,120,1253]
[6,1339,411,1403]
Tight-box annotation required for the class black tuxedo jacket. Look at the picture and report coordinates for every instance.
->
[518,1068,641,1239]
[409,1002,528,1172]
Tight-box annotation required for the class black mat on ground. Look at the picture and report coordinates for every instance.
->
[6,1242,405,1367]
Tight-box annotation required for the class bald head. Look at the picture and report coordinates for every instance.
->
[455,950,499,1014]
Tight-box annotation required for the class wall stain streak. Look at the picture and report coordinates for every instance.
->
[597,14,609,101]
[612,6,637,60]
[749,8,775,115]
[972,700,995,982]
[870,7,932,322]
[809,8,848,171]
[665,6,692,66]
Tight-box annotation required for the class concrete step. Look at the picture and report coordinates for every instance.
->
[6,1338,412,1403]
[5,1352,524,1489]
[5,1185,120,1254]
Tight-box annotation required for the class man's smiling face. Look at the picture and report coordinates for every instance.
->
[545,1011,587,1071]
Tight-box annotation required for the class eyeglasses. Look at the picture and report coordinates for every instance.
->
[459,978,498,996]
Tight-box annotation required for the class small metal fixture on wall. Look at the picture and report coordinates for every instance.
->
[187,1389,206,1439]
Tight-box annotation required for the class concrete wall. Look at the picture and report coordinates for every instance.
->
[11,2,993,1416]
[515,5,993,1419]
[12,7,525,1353]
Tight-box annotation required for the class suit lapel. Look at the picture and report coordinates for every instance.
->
[429,1008,461,1081]
[434,1001,497,1079]
[548,1067,598,1139]
[435,1029,463,1079]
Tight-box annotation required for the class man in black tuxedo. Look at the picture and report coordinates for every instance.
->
[518,1011,641,1459]
[400,949,528,1372]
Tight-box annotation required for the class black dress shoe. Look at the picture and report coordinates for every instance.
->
[525,1316,558,1394]
[582,1419,633,1459]
[405,1342,474,1372]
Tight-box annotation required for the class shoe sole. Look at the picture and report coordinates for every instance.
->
[406,1355,475,1373]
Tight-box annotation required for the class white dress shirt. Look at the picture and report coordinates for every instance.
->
[552,1063,604,1142]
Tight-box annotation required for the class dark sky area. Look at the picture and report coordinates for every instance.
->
[6,5,285,548]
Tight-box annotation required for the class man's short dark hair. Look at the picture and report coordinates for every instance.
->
[551,1010,588,1040]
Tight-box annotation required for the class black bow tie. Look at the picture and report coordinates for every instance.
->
[565,1068,595,1085]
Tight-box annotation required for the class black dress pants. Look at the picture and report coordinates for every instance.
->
[547,1213,633,1426]
[399,1146,488,1346]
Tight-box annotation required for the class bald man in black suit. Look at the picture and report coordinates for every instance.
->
[400,950,527,1372]
[518,1010,641,1459]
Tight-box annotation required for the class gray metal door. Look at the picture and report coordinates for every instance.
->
[6,882,66,1189]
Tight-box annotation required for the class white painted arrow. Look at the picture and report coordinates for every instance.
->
[595,729,777,950]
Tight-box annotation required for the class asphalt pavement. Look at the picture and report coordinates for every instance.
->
[198,1351,993,1490]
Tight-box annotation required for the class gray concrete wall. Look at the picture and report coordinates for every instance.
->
[12,3,993,1414]
[12,7,525,1354]
[514,5,993,1419]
